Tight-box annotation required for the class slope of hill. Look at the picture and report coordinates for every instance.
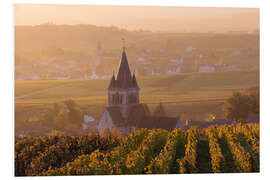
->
[15,69,259,130]
[15,68,259,100]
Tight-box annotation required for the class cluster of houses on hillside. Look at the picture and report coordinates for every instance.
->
[15,40,257,81]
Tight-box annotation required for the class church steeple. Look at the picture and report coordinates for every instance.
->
[108,72,116,90]
[132,71,139,89]
[108,42,140,108]
[116,47,132,88]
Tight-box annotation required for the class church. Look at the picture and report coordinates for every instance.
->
[98,46,182,136]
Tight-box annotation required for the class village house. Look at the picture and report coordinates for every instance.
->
[98,45,181,135]
[198,65,215,72]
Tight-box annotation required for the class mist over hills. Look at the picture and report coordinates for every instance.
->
[15,24,259,55]
[15,5,259,33]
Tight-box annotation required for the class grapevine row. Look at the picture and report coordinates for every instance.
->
[16,133,119,176]
[234,123,259,171]
[178,127,199,173]
[125,129,168,174]
[42,129,149,175]
[220,126,252,172]
[15,135,64,176]
[146,128,185,174]
[206,126,225,173]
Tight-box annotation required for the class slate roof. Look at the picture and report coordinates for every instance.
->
[127,104,150,126]
[105,106,126,126]
[105,104,149,127]
[132,73,139,89]
[108,48,139,90]
[137,116,179,131]
[108,73,116,89]
[105,103,179,130]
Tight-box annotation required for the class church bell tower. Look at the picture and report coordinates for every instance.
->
[107,43,139,118]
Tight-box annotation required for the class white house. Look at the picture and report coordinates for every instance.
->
[186,46,196,52]
[151,68,160,76]
[167,67,181,74]
[82,115,95,130]
[199,65,215,72]
[137,56,146,62]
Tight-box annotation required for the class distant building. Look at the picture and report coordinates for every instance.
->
[151,68,160,76]
[167,66,181,74]
[183,113,259,129]
[183,119,233,129]
[214,64,237,72]
[98,46,181,135]
[170,57,184,64]
[57,76,70,80]
[198,65,215,72]
[82,115,96,130]
[137,56,146,62]
[186,46,196,52]
[232,49,241,55]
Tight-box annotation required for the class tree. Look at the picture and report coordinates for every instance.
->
[111,128,122,139]
[223,92,251,123]
[101,126,111,139]
[41,100,83,131]
[246,86,259,114]
[248,91,259,114]
[154,103,166,117]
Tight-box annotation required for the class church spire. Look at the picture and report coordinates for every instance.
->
[116,40,132,88]
[122,38,126,52]
[132,70,139,89]
[108,72,116,90]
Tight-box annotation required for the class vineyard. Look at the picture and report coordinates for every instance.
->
[15,123,259,176]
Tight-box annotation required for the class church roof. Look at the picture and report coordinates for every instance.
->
[137,116,180,131]
[127,104,150,126]
[108,73,116,89]
[105,106,126,126]
[104,104,180,131]
[108,48,139,90]
[132,73,139,89]
[104,104,149,127]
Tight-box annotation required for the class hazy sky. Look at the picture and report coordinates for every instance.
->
[14,4,259,32]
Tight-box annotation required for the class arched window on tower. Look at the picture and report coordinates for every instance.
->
[116,92,119,104]
[119,95,123,104]
[128,94,132,103]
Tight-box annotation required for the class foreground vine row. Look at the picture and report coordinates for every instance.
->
[15,123,260,176]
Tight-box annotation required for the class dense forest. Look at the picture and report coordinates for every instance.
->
[15,123,259,176]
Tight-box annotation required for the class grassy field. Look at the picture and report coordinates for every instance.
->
[15,69,259,127]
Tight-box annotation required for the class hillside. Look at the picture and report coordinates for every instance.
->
[15,69,259,100]
[15,24,259,53]
[15,24,259,80]
[15,69,259,135]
